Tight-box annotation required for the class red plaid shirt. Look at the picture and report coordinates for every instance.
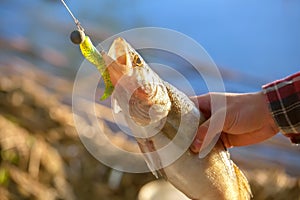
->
[262,72,300,144]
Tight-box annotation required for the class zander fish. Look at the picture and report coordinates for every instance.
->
[60,0,252,198]
[101,38,252,200]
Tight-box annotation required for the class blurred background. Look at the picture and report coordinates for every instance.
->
[0,0,299,199]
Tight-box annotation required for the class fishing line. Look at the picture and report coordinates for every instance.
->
[59,0,107,51]
[60,0,84,31]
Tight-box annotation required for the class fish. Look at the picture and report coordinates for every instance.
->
[102,37,252,200]
[60,1,251,196]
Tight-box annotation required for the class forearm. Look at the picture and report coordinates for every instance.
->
[262,72,300,144]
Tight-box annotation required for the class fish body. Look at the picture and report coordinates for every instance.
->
[102,37,252,200]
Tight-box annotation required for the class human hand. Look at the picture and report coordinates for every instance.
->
[190,91,279,154]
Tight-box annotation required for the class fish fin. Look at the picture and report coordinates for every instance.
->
[136,139,167,179]
[112,98,122,113]
[233,163,253,200]
[136,139,159,178]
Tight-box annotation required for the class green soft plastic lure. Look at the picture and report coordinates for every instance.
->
[77,33,114,100]
[61,0,114,100]
[80,36,114,100]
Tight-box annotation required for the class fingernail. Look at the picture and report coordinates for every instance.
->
[198,150,208,159]
[198,133,221,159]
[190,139,202,153]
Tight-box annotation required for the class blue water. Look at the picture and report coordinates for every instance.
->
[1,0,299,174]
[1,0,299,92]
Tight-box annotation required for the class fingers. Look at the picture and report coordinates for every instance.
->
[190,94,212,118]
[193,93,211,108]
[221,125,278,148]
[189,94,212,153]
[190,93,226,154]
[190,120,209,153]
[190,92,280,155]
[190,114,224,154]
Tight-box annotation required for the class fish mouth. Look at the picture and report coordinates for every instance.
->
[102,37,156,103]
[102,37,172,126]
[102,37,133,86]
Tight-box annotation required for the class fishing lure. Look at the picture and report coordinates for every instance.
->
[61,0,114,100]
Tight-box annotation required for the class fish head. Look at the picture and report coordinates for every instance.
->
[102,37,171,126]
[103,37,148,87]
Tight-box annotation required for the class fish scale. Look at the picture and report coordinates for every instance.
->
[105,38,252,200]
[59,2,250,198]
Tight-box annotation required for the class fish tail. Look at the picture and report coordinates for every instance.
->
[233,163,252,200]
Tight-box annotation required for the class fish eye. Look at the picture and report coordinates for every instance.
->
[70,30,85,44]
[133,54,143,67]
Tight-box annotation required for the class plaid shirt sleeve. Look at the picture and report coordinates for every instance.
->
[262,71,300,144]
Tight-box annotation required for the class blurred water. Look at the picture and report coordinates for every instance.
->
[1,0,299,178]
[1,0,299,92]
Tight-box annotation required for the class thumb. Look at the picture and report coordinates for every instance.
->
[190,119,210,153]
[190,109,225,155]
[190,94,211,118]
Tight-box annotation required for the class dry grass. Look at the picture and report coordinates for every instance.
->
[0,64,299,200]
